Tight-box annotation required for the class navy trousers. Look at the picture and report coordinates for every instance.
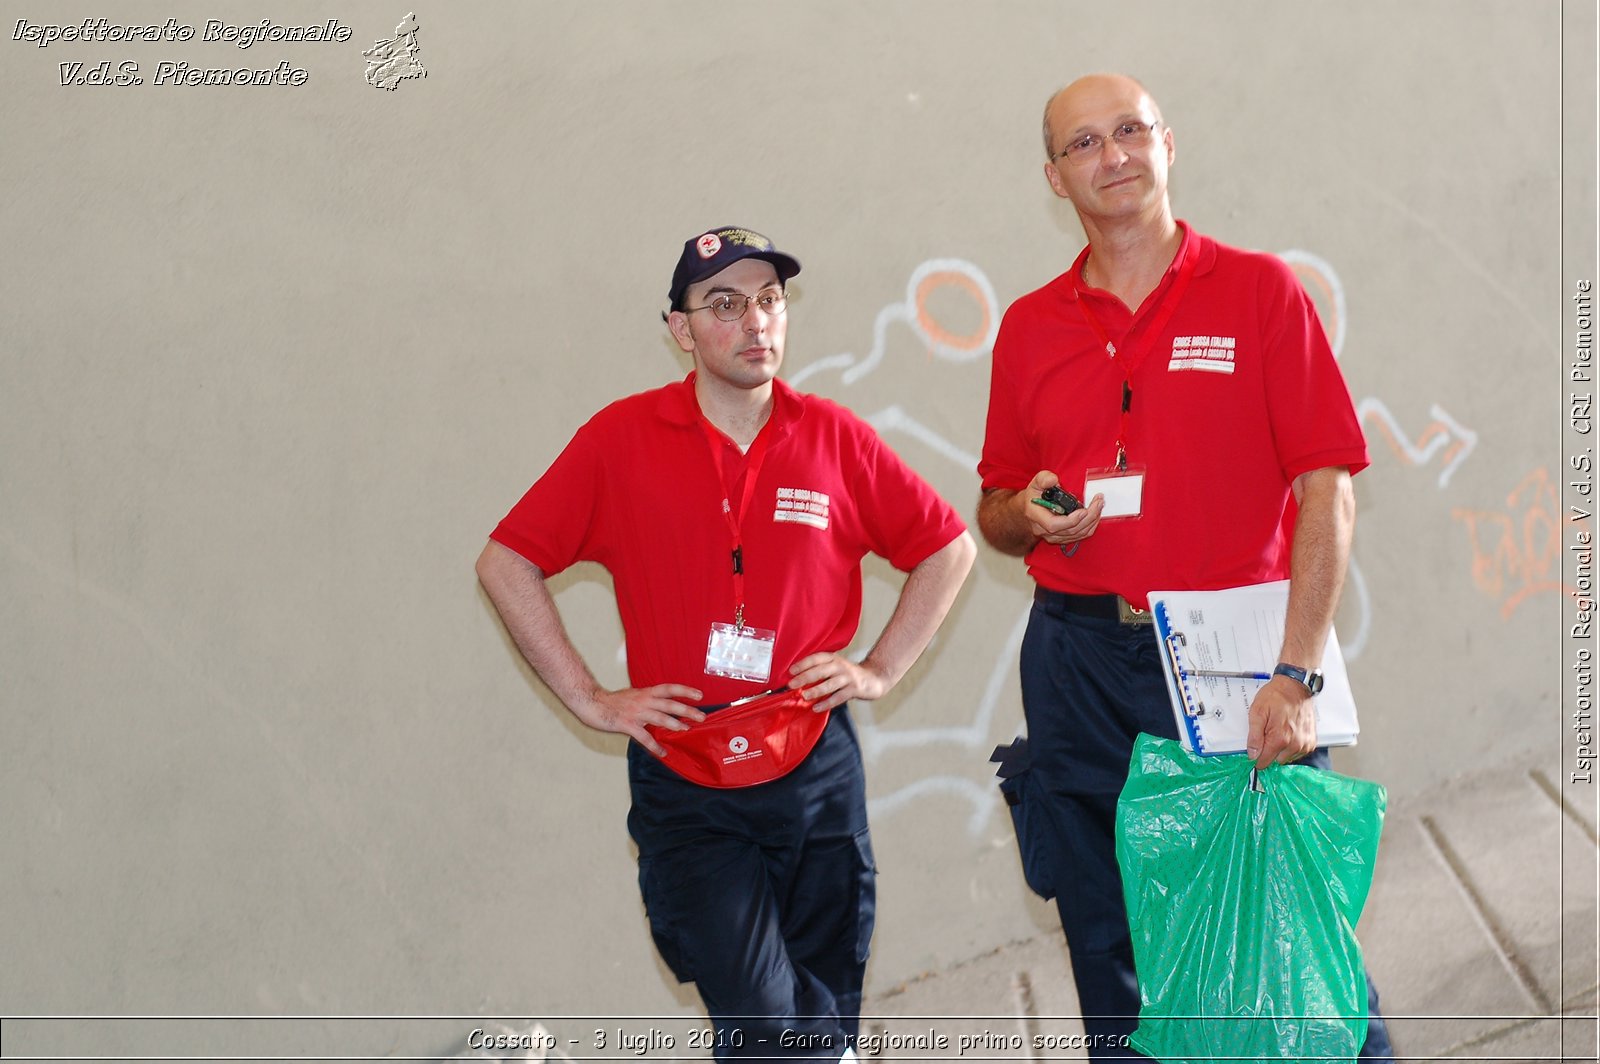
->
[1020,596,1394,1062]
[627,709,874,1062]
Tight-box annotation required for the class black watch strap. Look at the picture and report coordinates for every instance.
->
[1273,662,1325,695]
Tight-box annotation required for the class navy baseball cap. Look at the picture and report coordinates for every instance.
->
[668,226,802,310]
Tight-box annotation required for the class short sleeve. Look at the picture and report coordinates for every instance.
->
[1258,257,1370,483]
[851,424,968,573]
[977,306,1037,492]
[488,419,611,576]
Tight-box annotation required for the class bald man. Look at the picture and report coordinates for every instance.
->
[977,75,1393,1060]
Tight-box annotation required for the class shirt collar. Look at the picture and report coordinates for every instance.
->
[655,372,804,439]
[1056,220,1214,305]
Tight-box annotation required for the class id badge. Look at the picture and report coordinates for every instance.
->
[706,622,777,682]
[1085,466,1145,519]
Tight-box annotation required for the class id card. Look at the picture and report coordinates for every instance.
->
[1085,466,1145,519]
[706,622,777,682]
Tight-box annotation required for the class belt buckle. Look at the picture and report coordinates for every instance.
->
[1117,597,1152,625]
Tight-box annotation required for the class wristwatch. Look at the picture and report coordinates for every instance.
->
[1273,662,1325,695]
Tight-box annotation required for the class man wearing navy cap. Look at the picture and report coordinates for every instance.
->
[478,226,975,1059]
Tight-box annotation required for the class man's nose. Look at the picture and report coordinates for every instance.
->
[1098,136,1130,167]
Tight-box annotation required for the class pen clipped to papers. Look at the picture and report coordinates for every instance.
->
[1178,655,1272,683]
[1160,631,1267,721]
[1150,581,1360,755]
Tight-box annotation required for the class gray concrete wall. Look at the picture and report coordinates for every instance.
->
[2,0,1593,1044]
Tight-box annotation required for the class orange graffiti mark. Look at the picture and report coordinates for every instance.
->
[1452,467,1581,619]
[915,270,990,352]
[1365,414,1471,475]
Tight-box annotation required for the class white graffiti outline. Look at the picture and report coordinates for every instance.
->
[860,609,1031,835]
[1278,251,1479,662]
[1280,252,1478,489]
[1342,559,1372,661]
[864,405,981,473]
[789,260,1013,835]
[856,609,1028,762]
[788,259,998,391]
[1356,398,1479,489]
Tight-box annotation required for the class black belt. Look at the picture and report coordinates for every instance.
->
[1033,586,1153,625]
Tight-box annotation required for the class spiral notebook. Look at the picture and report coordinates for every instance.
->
[1149,580,1360,756]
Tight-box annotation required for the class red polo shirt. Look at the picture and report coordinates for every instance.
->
[493,374,968,706]
[978,223,1368,607]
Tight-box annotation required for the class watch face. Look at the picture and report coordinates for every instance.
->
[1275,663,1323,694]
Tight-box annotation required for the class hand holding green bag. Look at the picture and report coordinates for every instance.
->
[1115,734,1386,1063]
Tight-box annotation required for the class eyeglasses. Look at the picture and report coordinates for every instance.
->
[1052,120,1162,165]
[684,287,787,322]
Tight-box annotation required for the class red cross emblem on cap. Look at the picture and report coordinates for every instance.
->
[696,233,722,259]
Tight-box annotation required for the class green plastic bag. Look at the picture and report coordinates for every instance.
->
[1115,734,1386,1063]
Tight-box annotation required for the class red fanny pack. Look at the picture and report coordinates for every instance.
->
[647,688,829,789]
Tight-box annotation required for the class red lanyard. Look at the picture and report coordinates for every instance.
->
[1075,243,1199,469]
[697,415,771,629]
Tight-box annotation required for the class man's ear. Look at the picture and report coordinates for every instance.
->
[1044,160,1071,201]
[666,310,696,353]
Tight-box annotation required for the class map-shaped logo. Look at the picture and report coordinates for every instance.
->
[364,13,425,91]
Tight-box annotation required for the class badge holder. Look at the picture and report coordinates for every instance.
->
[706,620,777,683]
[1085,464,1146,519]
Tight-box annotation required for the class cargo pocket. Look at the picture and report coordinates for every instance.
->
[992,737,1057,900]
[850,827,878,964]
[636,855,694,984]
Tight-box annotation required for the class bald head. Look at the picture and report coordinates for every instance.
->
[1041,74,1163,159]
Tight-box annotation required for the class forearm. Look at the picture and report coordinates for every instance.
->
[475,540,605,716]
[977,488,1036,556]
[1245,467,1354,766]
[476,541,704,753]
[859,531,978,688]
[1279,467,1356,668]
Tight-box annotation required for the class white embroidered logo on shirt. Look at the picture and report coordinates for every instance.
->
[774,487,831,530]
[1168,335,1237,374]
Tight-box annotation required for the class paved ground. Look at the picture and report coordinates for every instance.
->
[444,754,1599,1063]
[856,754,1600,1062]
